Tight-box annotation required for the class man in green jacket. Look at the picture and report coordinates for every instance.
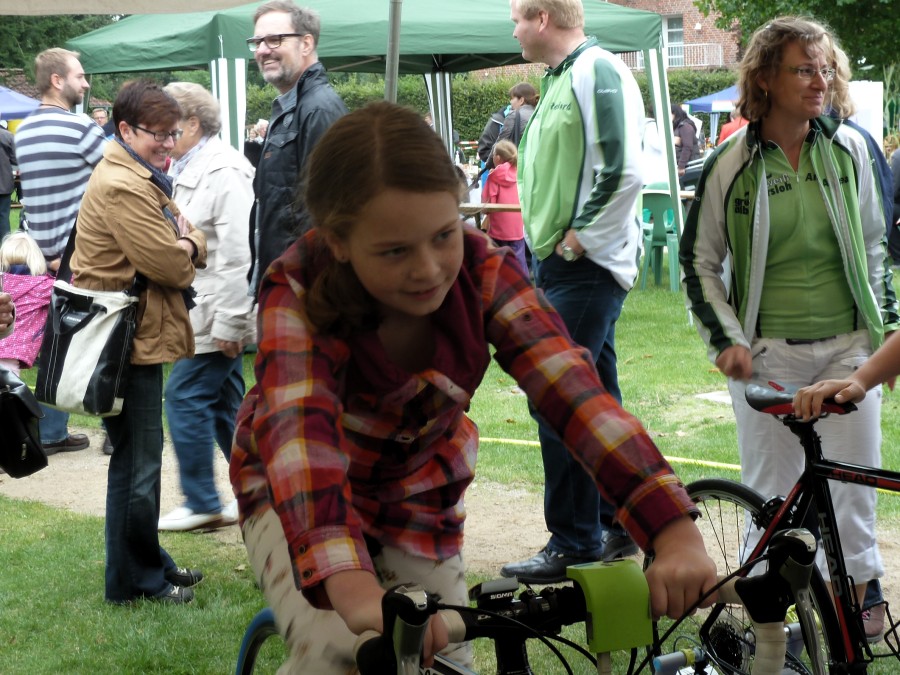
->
[501,0,645,584]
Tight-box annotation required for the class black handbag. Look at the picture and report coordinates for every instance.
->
[0,364,47,478]
[34,224,144,417]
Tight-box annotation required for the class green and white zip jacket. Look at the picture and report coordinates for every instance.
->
[680,117,899,363]
[518,37,644,291]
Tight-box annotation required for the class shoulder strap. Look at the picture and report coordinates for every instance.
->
[56,223,77,284]
[57,220,146,296]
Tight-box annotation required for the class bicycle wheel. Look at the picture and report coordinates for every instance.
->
[681,478,846,674]
[235,607,280,675]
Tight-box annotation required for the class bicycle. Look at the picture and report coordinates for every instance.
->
[236,527,819,674]
[234,381,899,675]
[683,381,900,673]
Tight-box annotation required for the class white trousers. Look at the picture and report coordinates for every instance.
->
[728,330,883,584]
[242,506,472,674]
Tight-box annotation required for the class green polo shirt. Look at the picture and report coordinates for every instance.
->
[757,140,856,339]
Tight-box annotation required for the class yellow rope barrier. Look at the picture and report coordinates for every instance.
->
[479,437,898,496]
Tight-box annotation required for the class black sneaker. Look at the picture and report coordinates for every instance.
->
[165,567,203,588]
[151,585,194,605]
[600,531,639,561]
[500,547,595,584]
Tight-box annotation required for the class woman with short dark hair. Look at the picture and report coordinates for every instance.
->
[74,79,208,605]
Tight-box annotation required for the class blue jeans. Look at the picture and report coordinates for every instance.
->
[103,364,177,603]
[164,352,245,514]
[531,253,628,558]
[39,405,70,444]
[864,579,883,609]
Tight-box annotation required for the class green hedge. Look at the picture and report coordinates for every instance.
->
[245,68,739,143]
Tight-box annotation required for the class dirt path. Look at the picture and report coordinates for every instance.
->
[0,426,548,577]
[1,424,897,597]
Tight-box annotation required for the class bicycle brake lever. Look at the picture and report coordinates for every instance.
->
[354,583,438,675]
[384,583,438,675]
[734,529,817,624]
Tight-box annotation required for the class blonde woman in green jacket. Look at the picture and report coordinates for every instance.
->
[680,17,899,619]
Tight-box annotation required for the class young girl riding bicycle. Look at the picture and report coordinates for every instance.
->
[230,101,717,672]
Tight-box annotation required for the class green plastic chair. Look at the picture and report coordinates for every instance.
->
[639,190,684,291]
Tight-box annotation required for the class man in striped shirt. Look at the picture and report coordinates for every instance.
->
[14,48,106,455]
[15,48,106,266]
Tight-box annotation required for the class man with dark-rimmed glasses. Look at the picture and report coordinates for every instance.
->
[246,0,347,297]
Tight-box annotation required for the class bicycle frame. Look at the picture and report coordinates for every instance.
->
[746,390,900,670]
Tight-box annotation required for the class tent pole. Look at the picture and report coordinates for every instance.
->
[384,0,402,102]
[649,46,681,237]
[424,73,454,155]
[210,58,246,151]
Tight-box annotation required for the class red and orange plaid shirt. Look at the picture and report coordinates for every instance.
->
[231,226,696,607]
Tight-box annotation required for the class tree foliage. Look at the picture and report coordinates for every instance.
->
[0,15,116,77]
[693,0,895,74]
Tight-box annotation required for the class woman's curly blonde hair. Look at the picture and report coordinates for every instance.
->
[737,16,854,123]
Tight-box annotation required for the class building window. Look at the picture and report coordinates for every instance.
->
[665,16,684,68]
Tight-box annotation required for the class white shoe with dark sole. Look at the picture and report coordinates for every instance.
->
[158,506,223,532]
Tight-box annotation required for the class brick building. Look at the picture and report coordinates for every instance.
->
[472,0,740,80]
[608,0,740,70]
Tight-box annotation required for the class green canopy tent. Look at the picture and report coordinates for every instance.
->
[67,1,680,214]
[4,0,246,14]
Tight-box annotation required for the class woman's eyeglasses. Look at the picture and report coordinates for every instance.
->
[131,124,183,142]
[246,33,303,52]
[785,66,836,82]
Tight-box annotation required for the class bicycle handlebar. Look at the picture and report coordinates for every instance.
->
[354,580,587,674]
[354,529,818,675]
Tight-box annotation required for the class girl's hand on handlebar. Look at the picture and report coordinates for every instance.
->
[421,614,450,667]
[792,379,865,421]
[325,570,449,666]
[645,517,718,619]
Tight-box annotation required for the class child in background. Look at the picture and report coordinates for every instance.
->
[481,139,528,273]
[230,101,717,673]
[0,231,55,376]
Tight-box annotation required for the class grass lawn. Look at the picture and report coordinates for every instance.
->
[3,273,900,673]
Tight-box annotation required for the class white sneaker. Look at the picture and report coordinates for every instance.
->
[221,499,239,525]
[158,506,223,532]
